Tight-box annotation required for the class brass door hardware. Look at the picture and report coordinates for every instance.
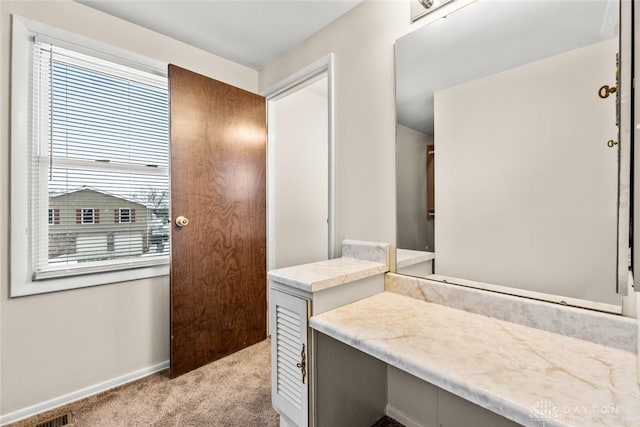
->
[598,84,617,99]
[175,216,189,227]
[607,140,618,148]
[598,53,620,127]
[296,344,306,384]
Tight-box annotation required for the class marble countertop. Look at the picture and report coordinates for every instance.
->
[310,292,640,427]
[396,249,435,268]
[267,257,387,293]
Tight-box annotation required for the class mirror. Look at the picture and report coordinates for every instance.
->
[395,0,628,312]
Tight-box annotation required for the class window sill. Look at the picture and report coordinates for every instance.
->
[10,261,169,298]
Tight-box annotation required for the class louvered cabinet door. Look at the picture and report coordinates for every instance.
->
[270,289,310,427]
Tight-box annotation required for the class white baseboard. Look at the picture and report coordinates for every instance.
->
[0,360,169,426]
[386,404,428,427]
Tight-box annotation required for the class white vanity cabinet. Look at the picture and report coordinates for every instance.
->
[268,255,388,427]
[310,290,640,427]
[270,289,310,427]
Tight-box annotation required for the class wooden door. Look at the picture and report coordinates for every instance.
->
[169,65,267,378]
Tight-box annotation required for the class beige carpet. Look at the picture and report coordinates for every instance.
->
[9,340,279,427]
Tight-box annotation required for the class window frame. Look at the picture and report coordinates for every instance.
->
[118,208,132,224]
[81,208,96,225]
[10,16,170,297]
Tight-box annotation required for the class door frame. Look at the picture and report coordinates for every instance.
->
[262,53,337,269]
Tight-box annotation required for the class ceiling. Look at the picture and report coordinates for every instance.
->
[77,0,361,70]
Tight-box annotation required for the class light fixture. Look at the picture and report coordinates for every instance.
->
[412,0,457,22]
[419,0,434,9]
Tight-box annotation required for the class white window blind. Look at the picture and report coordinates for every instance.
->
[31,40,170,280]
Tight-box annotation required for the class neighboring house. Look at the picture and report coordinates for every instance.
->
[48,187,160,262]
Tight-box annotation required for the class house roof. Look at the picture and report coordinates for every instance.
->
[49,186,152,208]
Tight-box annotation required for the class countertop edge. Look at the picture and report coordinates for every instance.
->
[268,259,387,292]
[309,316,557,427]
[309,292,637,427]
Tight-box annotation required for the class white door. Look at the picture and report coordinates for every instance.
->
[268,76,329,269]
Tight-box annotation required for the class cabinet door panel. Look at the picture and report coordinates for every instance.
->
[271,289,309,427]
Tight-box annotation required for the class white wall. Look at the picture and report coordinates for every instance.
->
[261,1,416,254]
[0,0,258,418]
[396,125,433,251]
[271,80,328,268]
[434,39,620,306]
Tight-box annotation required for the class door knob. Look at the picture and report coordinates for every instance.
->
[175,216,189,227]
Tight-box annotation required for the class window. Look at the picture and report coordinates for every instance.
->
[10,18,170,296]
[48,208,60,225]
[107,233,115,252]
[80,208,97,224]
[116,208,134,224]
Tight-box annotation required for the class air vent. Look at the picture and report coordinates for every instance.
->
[32,413,70,427]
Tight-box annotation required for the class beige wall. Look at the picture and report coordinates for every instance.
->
[0,0,258,417]
[260,0,415,255]
[260,0,465,255]
[434,39,619,306]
